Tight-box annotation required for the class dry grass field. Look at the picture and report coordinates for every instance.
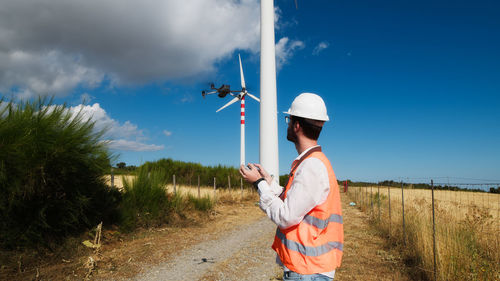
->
[104,174,257,202]
[348,186,500,281]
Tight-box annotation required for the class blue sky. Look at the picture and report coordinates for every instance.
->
[1,0,499,184]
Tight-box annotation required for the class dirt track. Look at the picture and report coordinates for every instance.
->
[128,193,410,281]
[132,217,280,281]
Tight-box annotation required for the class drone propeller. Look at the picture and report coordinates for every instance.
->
[216,96,240,113]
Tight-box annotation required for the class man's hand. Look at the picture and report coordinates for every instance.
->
[253,164,273,185]
[239,163,262,184]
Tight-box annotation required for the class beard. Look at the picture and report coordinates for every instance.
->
[287,125,298,143]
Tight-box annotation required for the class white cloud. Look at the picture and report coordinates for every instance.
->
[180,94,194,103]
[0,0,262,97]
[68,103,142,140]
[66,103,163,151]
[79,93,95,103]
[275,37,305,70]
[313,41,329,55]
[106,140,164,151]
[0,50,104,98]
[163,130,172,137]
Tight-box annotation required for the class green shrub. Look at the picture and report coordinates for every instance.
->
[188,194,214,211]
[0,98,120,249]
[120,167,172,231]
[141,158,253,189]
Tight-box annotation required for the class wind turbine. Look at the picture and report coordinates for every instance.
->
[215,54,260,166]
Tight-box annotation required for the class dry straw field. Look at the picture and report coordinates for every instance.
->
[104,174,257,202]
[348,186,499,281]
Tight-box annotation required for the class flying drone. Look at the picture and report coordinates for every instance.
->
[201,55,260,112]
[202,84,236,99]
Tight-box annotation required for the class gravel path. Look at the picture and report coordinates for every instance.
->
[132,193,411,281]
[132,216,281,281]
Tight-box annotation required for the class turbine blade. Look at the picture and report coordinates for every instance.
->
[216,96,240,112]
[246,92,260,102]
[239,54,246,89]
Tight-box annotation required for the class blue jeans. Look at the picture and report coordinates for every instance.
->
[283,271,334,281]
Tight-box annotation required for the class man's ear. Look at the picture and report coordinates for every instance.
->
[294,120,301,132]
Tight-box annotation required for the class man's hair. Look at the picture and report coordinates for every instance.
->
[291,116,323,140]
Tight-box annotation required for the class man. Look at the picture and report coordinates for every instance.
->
[240,93,343,281]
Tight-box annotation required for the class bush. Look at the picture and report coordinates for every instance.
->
[0,98,120,249]
[120,167,172,231]
[188,194,214,211]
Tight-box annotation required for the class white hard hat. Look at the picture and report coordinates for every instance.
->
[283,93,329,121]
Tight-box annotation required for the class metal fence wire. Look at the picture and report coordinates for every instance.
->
[348,181,500,281]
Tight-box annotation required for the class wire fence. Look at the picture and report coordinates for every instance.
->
[107,173,256,202]
[347,182,500,281]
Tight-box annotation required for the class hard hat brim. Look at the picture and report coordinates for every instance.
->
[282,111,329,122]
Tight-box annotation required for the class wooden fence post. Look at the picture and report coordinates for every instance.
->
[401,181,406,245]
[370,185,374,216]
[378,184,381,222]
[362,187,365,208]
[213,177,216,202]
[197,175,200,198]
[173,174,176,195]
[388,185,391,238]
[431,180,437,281]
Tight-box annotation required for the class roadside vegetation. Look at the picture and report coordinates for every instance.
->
[118,166,217,231]
[119,167,172,231]
[0,98,237,250]
[141,158,252,188]
[348,186,499,281]
[0,98,120,249]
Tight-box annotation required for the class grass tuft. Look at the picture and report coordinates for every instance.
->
[119,167,171,231]
[188,194,214,211]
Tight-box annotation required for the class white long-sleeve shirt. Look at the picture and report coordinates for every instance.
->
[256,145,335,278]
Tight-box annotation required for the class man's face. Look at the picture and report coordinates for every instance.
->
[286,118,298,143]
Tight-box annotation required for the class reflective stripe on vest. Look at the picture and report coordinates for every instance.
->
[303,213,343,229]
[276,228,343,256]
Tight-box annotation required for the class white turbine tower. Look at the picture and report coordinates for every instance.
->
[259,0,298,182]
[216,54,260,166]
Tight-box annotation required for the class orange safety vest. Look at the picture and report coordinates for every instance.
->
[272,146,343,274]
